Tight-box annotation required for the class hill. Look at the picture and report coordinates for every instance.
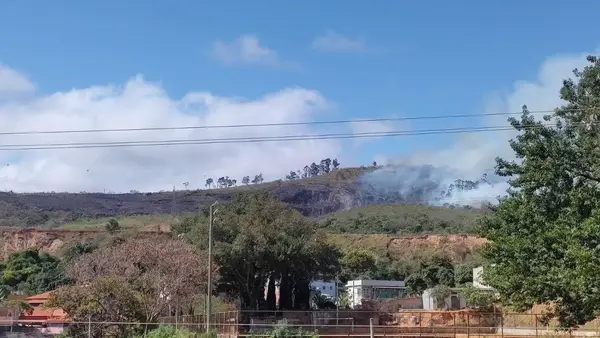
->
[0,227,486,263]
[0,167,371,227]
[321,203,483,234]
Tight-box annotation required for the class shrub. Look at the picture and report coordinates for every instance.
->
[140,325,195,338]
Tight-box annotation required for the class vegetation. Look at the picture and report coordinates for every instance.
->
[48,236,209,337]
[104,218,120,233]
[460,285,497,311]
[321,203,484,234]
[480,55,600,328]
[430,285,452,309]
[138,326,197,338]
[204,157,343,188]
[0,249,67,295]
[178,191,340,310]
[263,319,318,338]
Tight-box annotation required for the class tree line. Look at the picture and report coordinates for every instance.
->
[203,158,341,189]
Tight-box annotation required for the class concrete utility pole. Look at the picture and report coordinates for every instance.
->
[206,201,218,333]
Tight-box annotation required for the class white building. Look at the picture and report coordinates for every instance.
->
[421,266,495,310]
[311,280,338,299]
[345,280,407,308]
[473,266,493,290]
[422,288,467,310]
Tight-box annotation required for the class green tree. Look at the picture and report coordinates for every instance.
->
[453,263,476,286]
[105,218,121,233]
[1,249,66,295]
[460,284,497,311]
[62,241,98,263]
[405,273,428,295]
[340,250,376,280]
[184,191,340,310]
[480,55,600,328]
[430,284,452,309]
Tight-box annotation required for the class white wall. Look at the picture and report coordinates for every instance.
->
[345,280,407,308]
[422,289,467,310]
[473,266,493,289]
[311,280,337,299]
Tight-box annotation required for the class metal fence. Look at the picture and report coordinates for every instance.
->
[156,310,600,337]
[3,311,597,337]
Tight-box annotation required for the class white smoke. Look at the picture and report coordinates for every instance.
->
[364,50,598,208]
[357,164,507,208]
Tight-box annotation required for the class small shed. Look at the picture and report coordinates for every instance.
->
[422,288,467,310]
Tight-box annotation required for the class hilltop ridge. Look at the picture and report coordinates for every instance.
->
[0,167,375,227]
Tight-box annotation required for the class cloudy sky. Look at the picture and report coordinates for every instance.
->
[0,1,598,192]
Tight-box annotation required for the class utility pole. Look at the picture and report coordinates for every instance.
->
[335,274,339,326]
[206,201,218,333]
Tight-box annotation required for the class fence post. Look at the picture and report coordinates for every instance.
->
[88,315,91,338]
[453,312,456,338]
[369,318,374,338]
[535,314,538,337]
[500,313,504,338]
[467,312,470,338]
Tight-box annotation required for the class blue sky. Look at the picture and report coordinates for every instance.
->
[0,1,598,192]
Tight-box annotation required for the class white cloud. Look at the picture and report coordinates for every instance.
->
[312,30,367,53]
[211,35,295,69]
[0,64,35,99]
[0,70,342,192]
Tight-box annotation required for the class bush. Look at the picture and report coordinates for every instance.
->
[460,284,498,311]
[105,218,121,233]
[267,319,318,338]
[140,325,196,338]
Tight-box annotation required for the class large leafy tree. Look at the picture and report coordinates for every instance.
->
[480,55,600,328]
[184,191,341,310]
[49,236,211,336]
[1,249,66,295]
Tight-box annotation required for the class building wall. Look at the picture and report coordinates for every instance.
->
[422,289,467,310]
[345,280,407,309]
[311,280,337,299]
[473,266,493,289]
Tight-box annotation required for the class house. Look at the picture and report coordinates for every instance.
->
[422,288,467,310]
[262,279,338,307]
[421,267,495,310]
[19,292,68,335]
[310,280,337,299]
[345,280,407,308]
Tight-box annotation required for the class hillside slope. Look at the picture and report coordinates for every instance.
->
[0,167,484,229]
[0,168,371,227]
[0,227,486,262]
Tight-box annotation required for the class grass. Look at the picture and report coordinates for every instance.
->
[61,214,176,230]
[320,203,485,235]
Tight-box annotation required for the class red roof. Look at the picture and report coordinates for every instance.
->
[25,292,52,302]
[20,291,69,324]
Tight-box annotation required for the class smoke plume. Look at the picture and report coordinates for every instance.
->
[357,164,509,208]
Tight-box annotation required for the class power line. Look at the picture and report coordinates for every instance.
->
[0,108,578,136]
[0,120,583,151]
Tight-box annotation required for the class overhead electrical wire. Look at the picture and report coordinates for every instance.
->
[0,120,591,151]
[0,108,580,136]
